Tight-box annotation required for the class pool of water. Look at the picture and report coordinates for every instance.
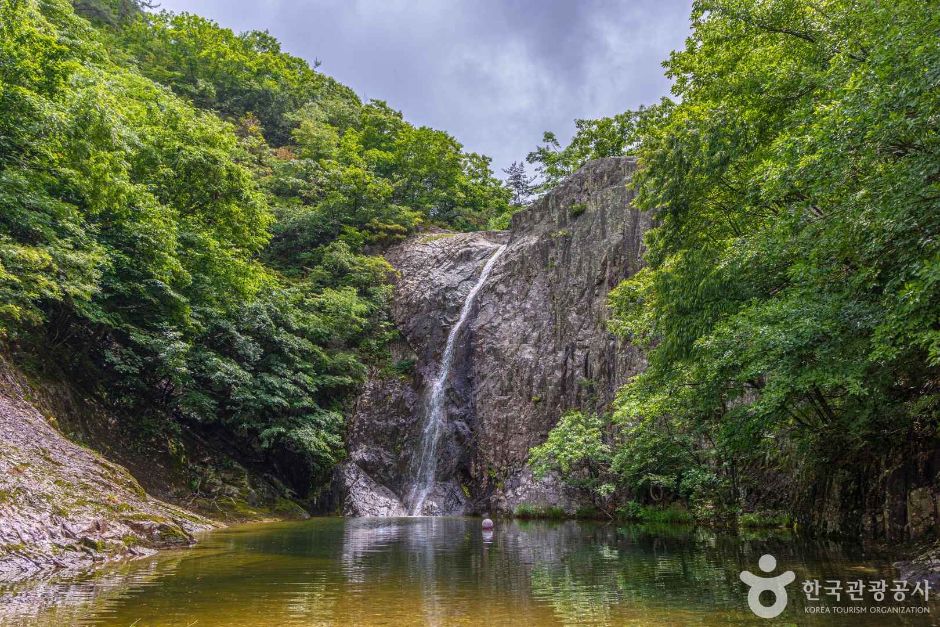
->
[1,517,935,625]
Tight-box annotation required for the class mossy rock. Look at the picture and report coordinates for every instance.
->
[569,202,588,218]
[273,497,308,519]
[155,523,193,547]
[419,232,459,243]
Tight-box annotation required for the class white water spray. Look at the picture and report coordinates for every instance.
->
[406,244,507,516]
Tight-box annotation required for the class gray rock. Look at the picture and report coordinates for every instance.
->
[494,468,588,516]
[338,157,650,516]
[0,356,213,582]
[337,463,407,517]
[907,487,938,539]
[894,541,940,587]
[471,157,648,509]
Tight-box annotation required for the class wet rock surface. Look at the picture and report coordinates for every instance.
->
[339,157,650,515]
[339,230,509,515]
[894,541,940,587]
[0,357,213,582]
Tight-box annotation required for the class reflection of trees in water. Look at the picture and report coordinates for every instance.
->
[518,523,901,626]
[523,523,738,623]
[339,519,785,623]
[341,517,474,624]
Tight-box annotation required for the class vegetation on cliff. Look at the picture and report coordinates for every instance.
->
[0,0,509,497]
[529,0,938,528]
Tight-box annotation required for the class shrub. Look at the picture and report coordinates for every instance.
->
[575,506,601,519]
[390,358,416,377]
[738,511,793,529]
[512,503,568,519]
[569,202,587,218]
[615,501,645,521]
[615,501,693,524]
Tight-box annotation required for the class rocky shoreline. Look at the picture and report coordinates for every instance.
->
[0,356,214,582]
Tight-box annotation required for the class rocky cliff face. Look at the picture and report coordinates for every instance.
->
[0,357,213,581]
[339,157,650,515]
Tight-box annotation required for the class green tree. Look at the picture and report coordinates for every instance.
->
[529,411,615,507]
[503,161,535,207]
[1,0,511,500]
[607,0,939,513]
[527,111,642,190]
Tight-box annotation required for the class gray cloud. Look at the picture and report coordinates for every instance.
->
[153,0,692,175]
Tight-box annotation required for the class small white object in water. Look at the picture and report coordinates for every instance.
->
[482,518,494,529]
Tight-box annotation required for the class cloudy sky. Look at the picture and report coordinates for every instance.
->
[153,0,693,175]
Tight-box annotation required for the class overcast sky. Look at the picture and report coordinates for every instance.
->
[153,0,693,176]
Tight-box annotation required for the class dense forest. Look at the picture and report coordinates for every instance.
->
[0,0,509,496]
[529,0,938,524]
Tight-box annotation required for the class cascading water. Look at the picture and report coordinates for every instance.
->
[406,243,507,516]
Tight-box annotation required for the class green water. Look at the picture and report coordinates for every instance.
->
[1,518,935,626]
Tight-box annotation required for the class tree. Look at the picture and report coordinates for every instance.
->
[606,0,939,514]
[0,0,512,498]
[502,161,535,207]
[528,411,615,510]
[526,111,641,191]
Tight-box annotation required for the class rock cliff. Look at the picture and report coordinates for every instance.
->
[338,157,650,515]
[0,357,213,581]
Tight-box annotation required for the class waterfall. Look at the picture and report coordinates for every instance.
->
[406,243,507,516]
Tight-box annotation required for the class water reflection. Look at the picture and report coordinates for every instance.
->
[0,518,934,626]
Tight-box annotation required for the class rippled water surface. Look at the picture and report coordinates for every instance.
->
[2,517,935,626]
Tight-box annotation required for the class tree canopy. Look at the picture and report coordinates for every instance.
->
[0,0,509,495]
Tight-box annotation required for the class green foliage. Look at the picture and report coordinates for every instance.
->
[606,0,940,516]
[513,503,540,519]
[614,501,644,521]
[568,203,587,219]
[512,503,567,520]
[116,11,355,146]
[530,411,610,479]
[574,506,601,519]
[72,0,145,25]
[0,0,508,496]
[528,411,616,505]
[615,502,693,524]
[389,358,416,378]
[527,111,643,190]
[738,511,792,529]
[115,13,510,233]
[503,160,534,207]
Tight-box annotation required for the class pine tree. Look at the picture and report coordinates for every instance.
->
[503,161,535,207]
